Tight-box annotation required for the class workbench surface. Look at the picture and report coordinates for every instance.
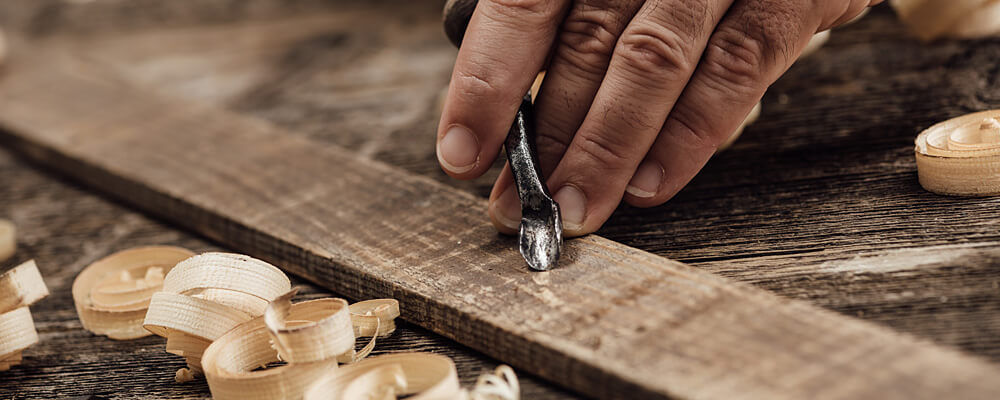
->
[2,1,999,398]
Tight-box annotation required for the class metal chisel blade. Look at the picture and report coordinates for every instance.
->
[504,94,562,271]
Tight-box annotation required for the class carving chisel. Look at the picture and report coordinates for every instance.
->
[443,0,563,270]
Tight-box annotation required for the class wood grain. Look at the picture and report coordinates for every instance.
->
[3,1,1000,398]
[1,50,999,400]
[0,147,574,399]
[175,4,1000,363]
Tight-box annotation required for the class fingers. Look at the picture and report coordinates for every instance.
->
[532,0,646,174]
[437,0,570,179]
[543,0,733,236]
[489,0,643,232]
[483,0,881,236]
[488,164,519,235]
[626,0,877,209]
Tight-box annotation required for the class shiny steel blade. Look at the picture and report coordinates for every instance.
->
[505,94,562,271]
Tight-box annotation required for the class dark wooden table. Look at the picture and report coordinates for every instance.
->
[2,0,999,398]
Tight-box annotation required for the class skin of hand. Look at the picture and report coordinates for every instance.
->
[437,0,883,237]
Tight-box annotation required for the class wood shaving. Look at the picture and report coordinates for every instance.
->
[66,245,519,398]
[201,285,505,399]
[143,252,291,378]
[0,220,13,262]
[0,220,49,371]
[73,246,194,340]
[201,294,345,399]
[132,250,516,399]
[915,109,1000,195]
[892,0,1000,40]
[304,353,519,400]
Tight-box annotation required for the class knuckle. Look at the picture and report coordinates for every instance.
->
[616,23,692,76]
[735,3,800,66]
[573,132,633,172]
[536,128,572,157]
[700,28,766,96]
[667,105,722,148]
[453,67,503,103]
[556,7,622,75]
[534,129,571,173]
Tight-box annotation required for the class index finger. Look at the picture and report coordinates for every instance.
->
[437,0,569,179]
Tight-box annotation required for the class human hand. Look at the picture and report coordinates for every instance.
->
[437,0,881,236]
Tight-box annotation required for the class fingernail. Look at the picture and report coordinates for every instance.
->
[493,186,521,231]
[437,125,479,174]
[553,185,586,231]
[625,160,663,198]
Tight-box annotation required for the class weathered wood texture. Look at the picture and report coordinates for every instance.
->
[1,0,999,398]
[0,150,573,399]
[54,0,1000,361]
[35,0,1000,365]
[2,44,1000,400]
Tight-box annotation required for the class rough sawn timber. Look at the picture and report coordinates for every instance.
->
[0,53,998,400]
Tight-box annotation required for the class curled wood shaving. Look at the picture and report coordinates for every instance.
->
[304,353,460,399]
[265,289,355,364]
[201,282,515,399]
[892,0,1000,40]
[0,219,13,262]
[915,109,1000,196]
[73,246,194,340]
[201,289,401,399]
[0,220,50,371]
[469,365,520,400]
[0,307,37,371]
[304,353,519,400]
[343,298,401,363]
[143,252,291,379]
[71,247,513,398]
[201,297,342,399]
[0,260,48,313]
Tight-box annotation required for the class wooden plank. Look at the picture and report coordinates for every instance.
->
[6,0,999,375]
[0,146,574,399]
[2,52,999,400]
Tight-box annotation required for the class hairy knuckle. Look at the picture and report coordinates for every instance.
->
[617,24,692,76]
[701,28,765,96]
[736,3,800,66]
[557,8,621,74]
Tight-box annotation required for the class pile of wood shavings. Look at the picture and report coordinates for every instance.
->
[65,245,519,400]
[0,220,50,372]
